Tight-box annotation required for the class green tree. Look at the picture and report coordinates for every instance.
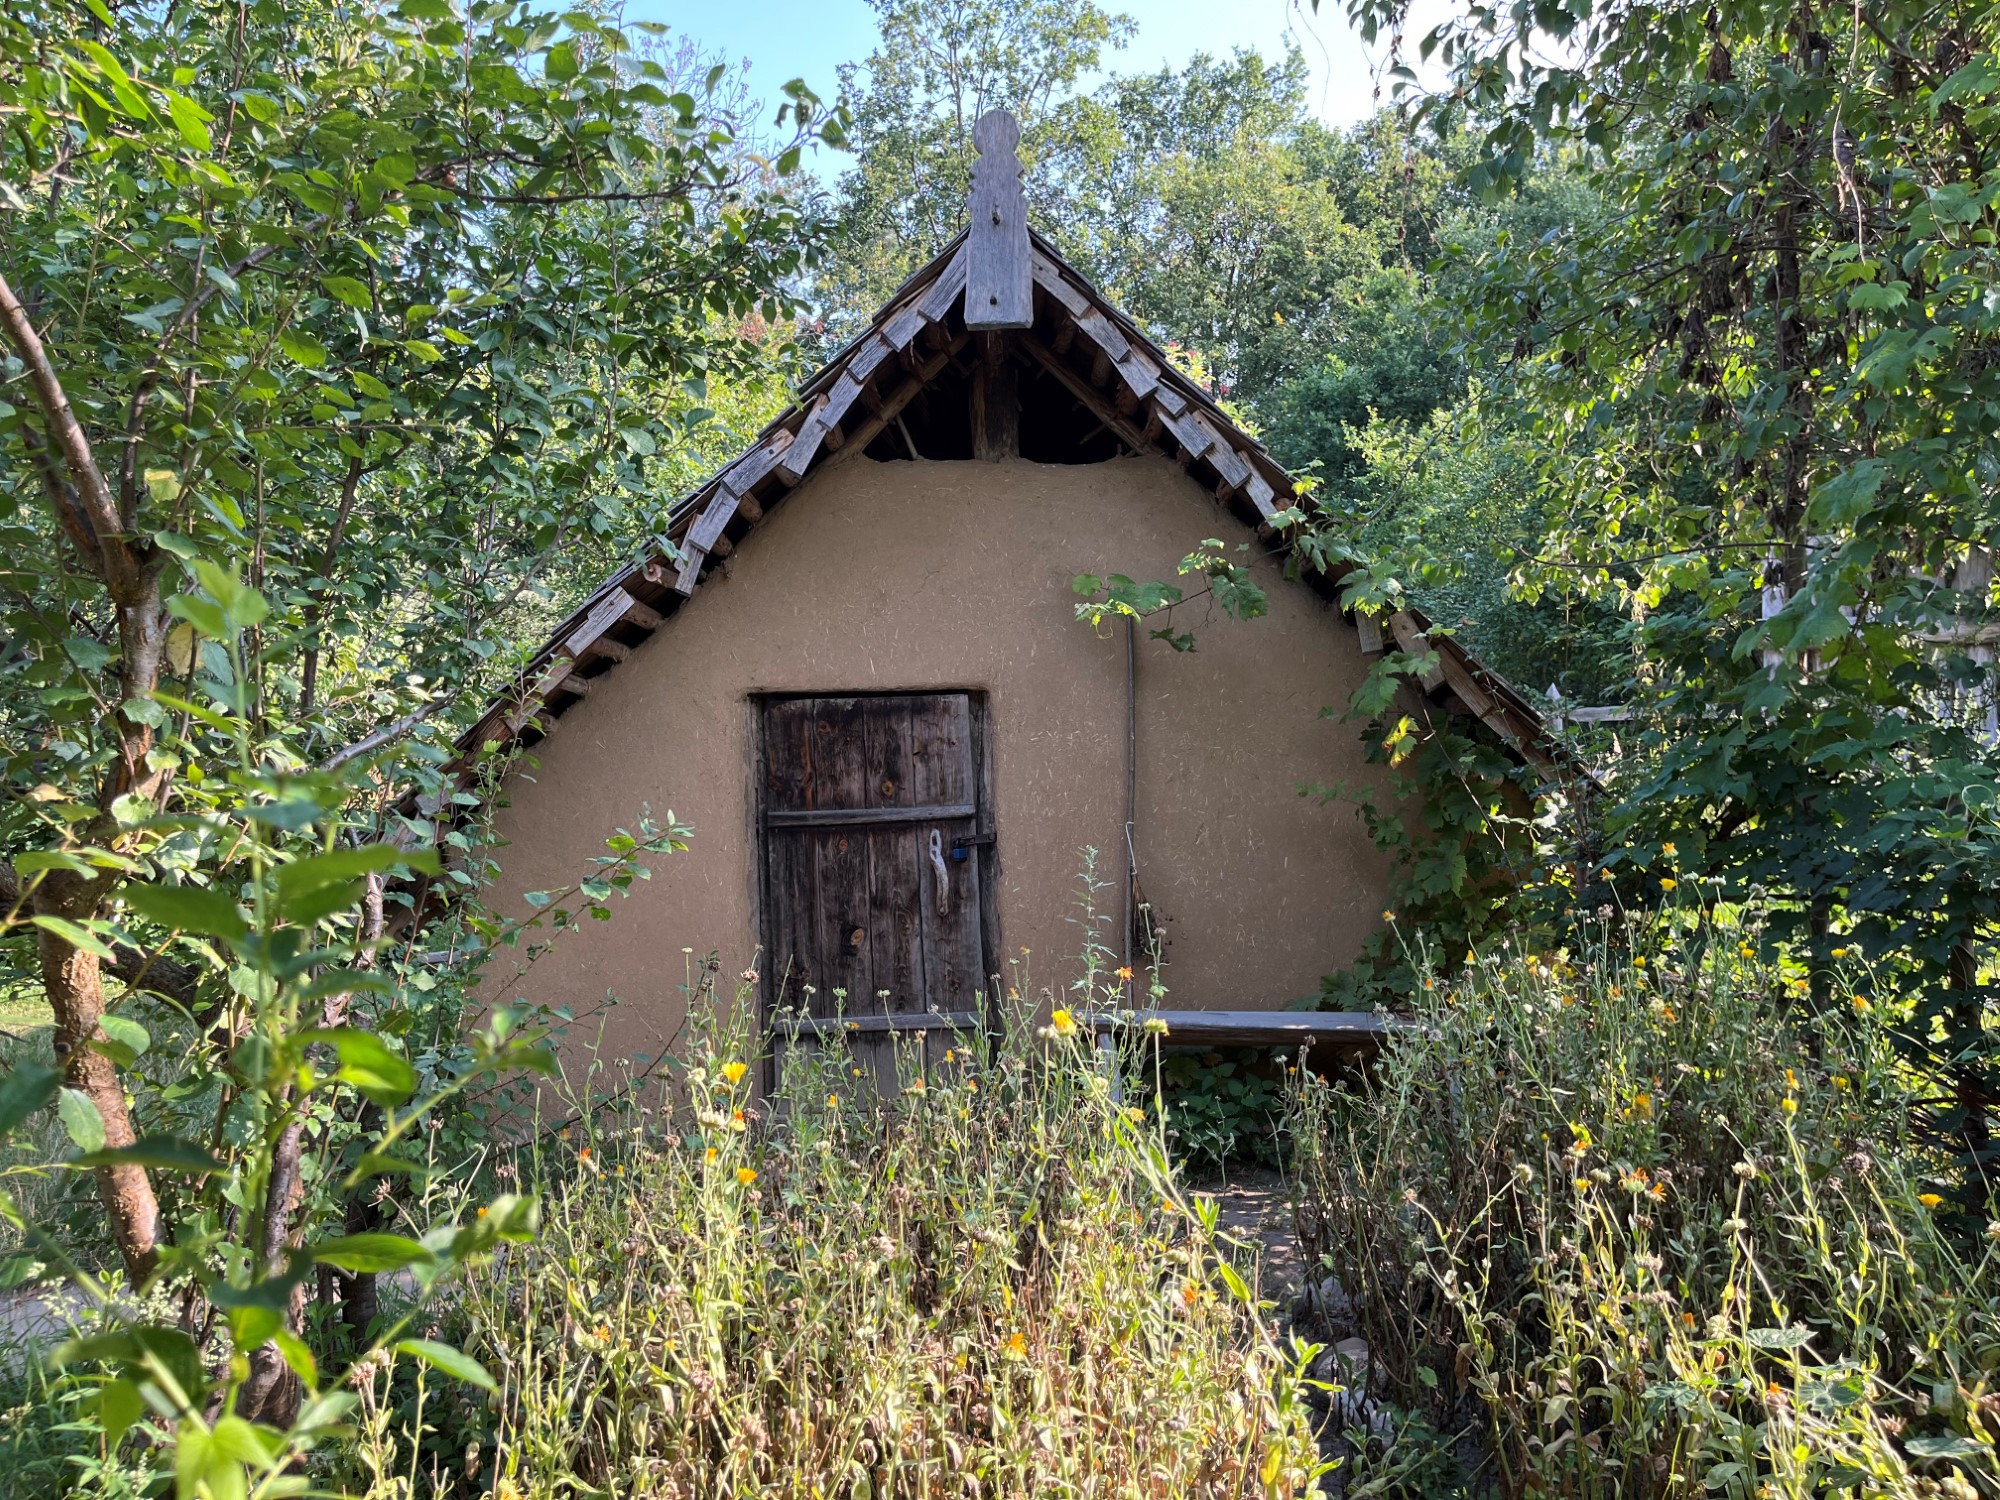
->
[0,0,837,1360]
[1340,0,2000,1198]
[823,0,1132,324]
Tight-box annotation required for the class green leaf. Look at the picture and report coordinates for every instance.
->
[1808,460,1887,528]
[98,1014,151,1062]
[321,275,372,310]
[30,914,119,961]
[272,1327,318,1387]
[122,882,248,942]
[1906,1435,1987,1460]
[1214,1259,1250,1302]
[165,91,212,151]
[278,331,328,368]
[276,844,431,902]
[57,1324,206,1413]
[165,592,229,640]
[191,560,269,629]
[98,1376,145,1451]
[57,1088,106,1153]
[0,1061,60,1135]
[1847,281,1907,312]
[13,850,96,878]
[301,1027,417,1105]
[75,1135,224,1175]
[210,1413,280,1466]
[395,1338,496,1392]
[311,1233,435,1273]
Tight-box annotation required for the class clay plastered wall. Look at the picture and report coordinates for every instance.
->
[483,453,1395,1062]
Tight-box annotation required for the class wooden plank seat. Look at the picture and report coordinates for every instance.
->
[1086,1009,1394,1057]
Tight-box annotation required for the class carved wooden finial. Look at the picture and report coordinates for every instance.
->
[965,108,1032,329]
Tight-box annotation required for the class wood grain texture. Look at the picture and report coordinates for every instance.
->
[562,586,639,658]
[761,694,989,1039]
[965,111,1032,329]
[972,335,1019,460]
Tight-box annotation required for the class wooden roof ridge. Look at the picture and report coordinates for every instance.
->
[398,226,1576,837]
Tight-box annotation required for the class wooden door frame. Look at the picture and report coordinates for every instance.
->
[749,689,1002,1056]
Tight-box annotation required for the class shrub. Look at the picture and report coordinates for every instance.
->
[337,971,1328,1497]
[1290,910,1998,1500]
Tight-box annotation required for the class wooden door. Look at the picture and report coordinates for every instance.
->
[758,694,993,1096]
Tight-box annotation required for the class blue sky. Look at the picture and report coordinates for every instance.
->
[625,0,1418,129]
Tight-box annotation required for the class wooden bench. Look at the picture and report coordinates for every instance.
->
[1086,1008,1394,1098]
[1086,1009,1391,1054]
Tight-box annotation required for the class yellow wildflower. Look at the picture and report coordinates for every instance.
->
[1004,1331,1027,1357]
[1781,1097,1797,1115]
[1852,995,1871,1014]
[907,1077,927,1094]
[1830,947,1848,958]
[1050,1009,1077,1037]
[1114,966,1133,981]
[704,1146,718,1162]
[1662,842,1677,857]
[1659,878,1677,892]
[1919,1193,1943,1209]
[735,1167,757,1186]
[1382,909,1396,922]
[827,1093,840,1108]
[721,1062,748,1086]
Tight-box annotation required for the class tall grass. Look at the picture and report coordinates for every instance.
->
[334,959,1328,1498]
[1290,908,1998,1499]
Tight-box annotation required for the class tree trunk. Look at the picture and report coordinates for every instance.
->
[34,873,160,1283]
[0,267,173,1287]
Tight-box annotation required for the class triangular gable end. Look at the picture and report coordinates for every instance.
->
[410,116,1562,831]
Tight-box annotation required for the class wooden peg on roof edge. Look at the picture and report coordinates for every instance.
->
[965,110,1032,329]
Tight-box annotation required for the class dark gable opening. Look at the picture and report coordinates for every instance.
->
[863,347,1123,465]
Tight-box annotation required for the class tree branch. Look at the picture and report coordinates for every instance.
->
[319,693,454,773]
[0,268,128,585]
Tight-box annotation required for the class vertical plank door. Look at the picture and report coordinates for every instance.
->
[760,694,992,1098]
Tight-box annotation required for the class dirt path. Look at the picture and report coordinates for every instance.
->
[1195,1165,1302,1301]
